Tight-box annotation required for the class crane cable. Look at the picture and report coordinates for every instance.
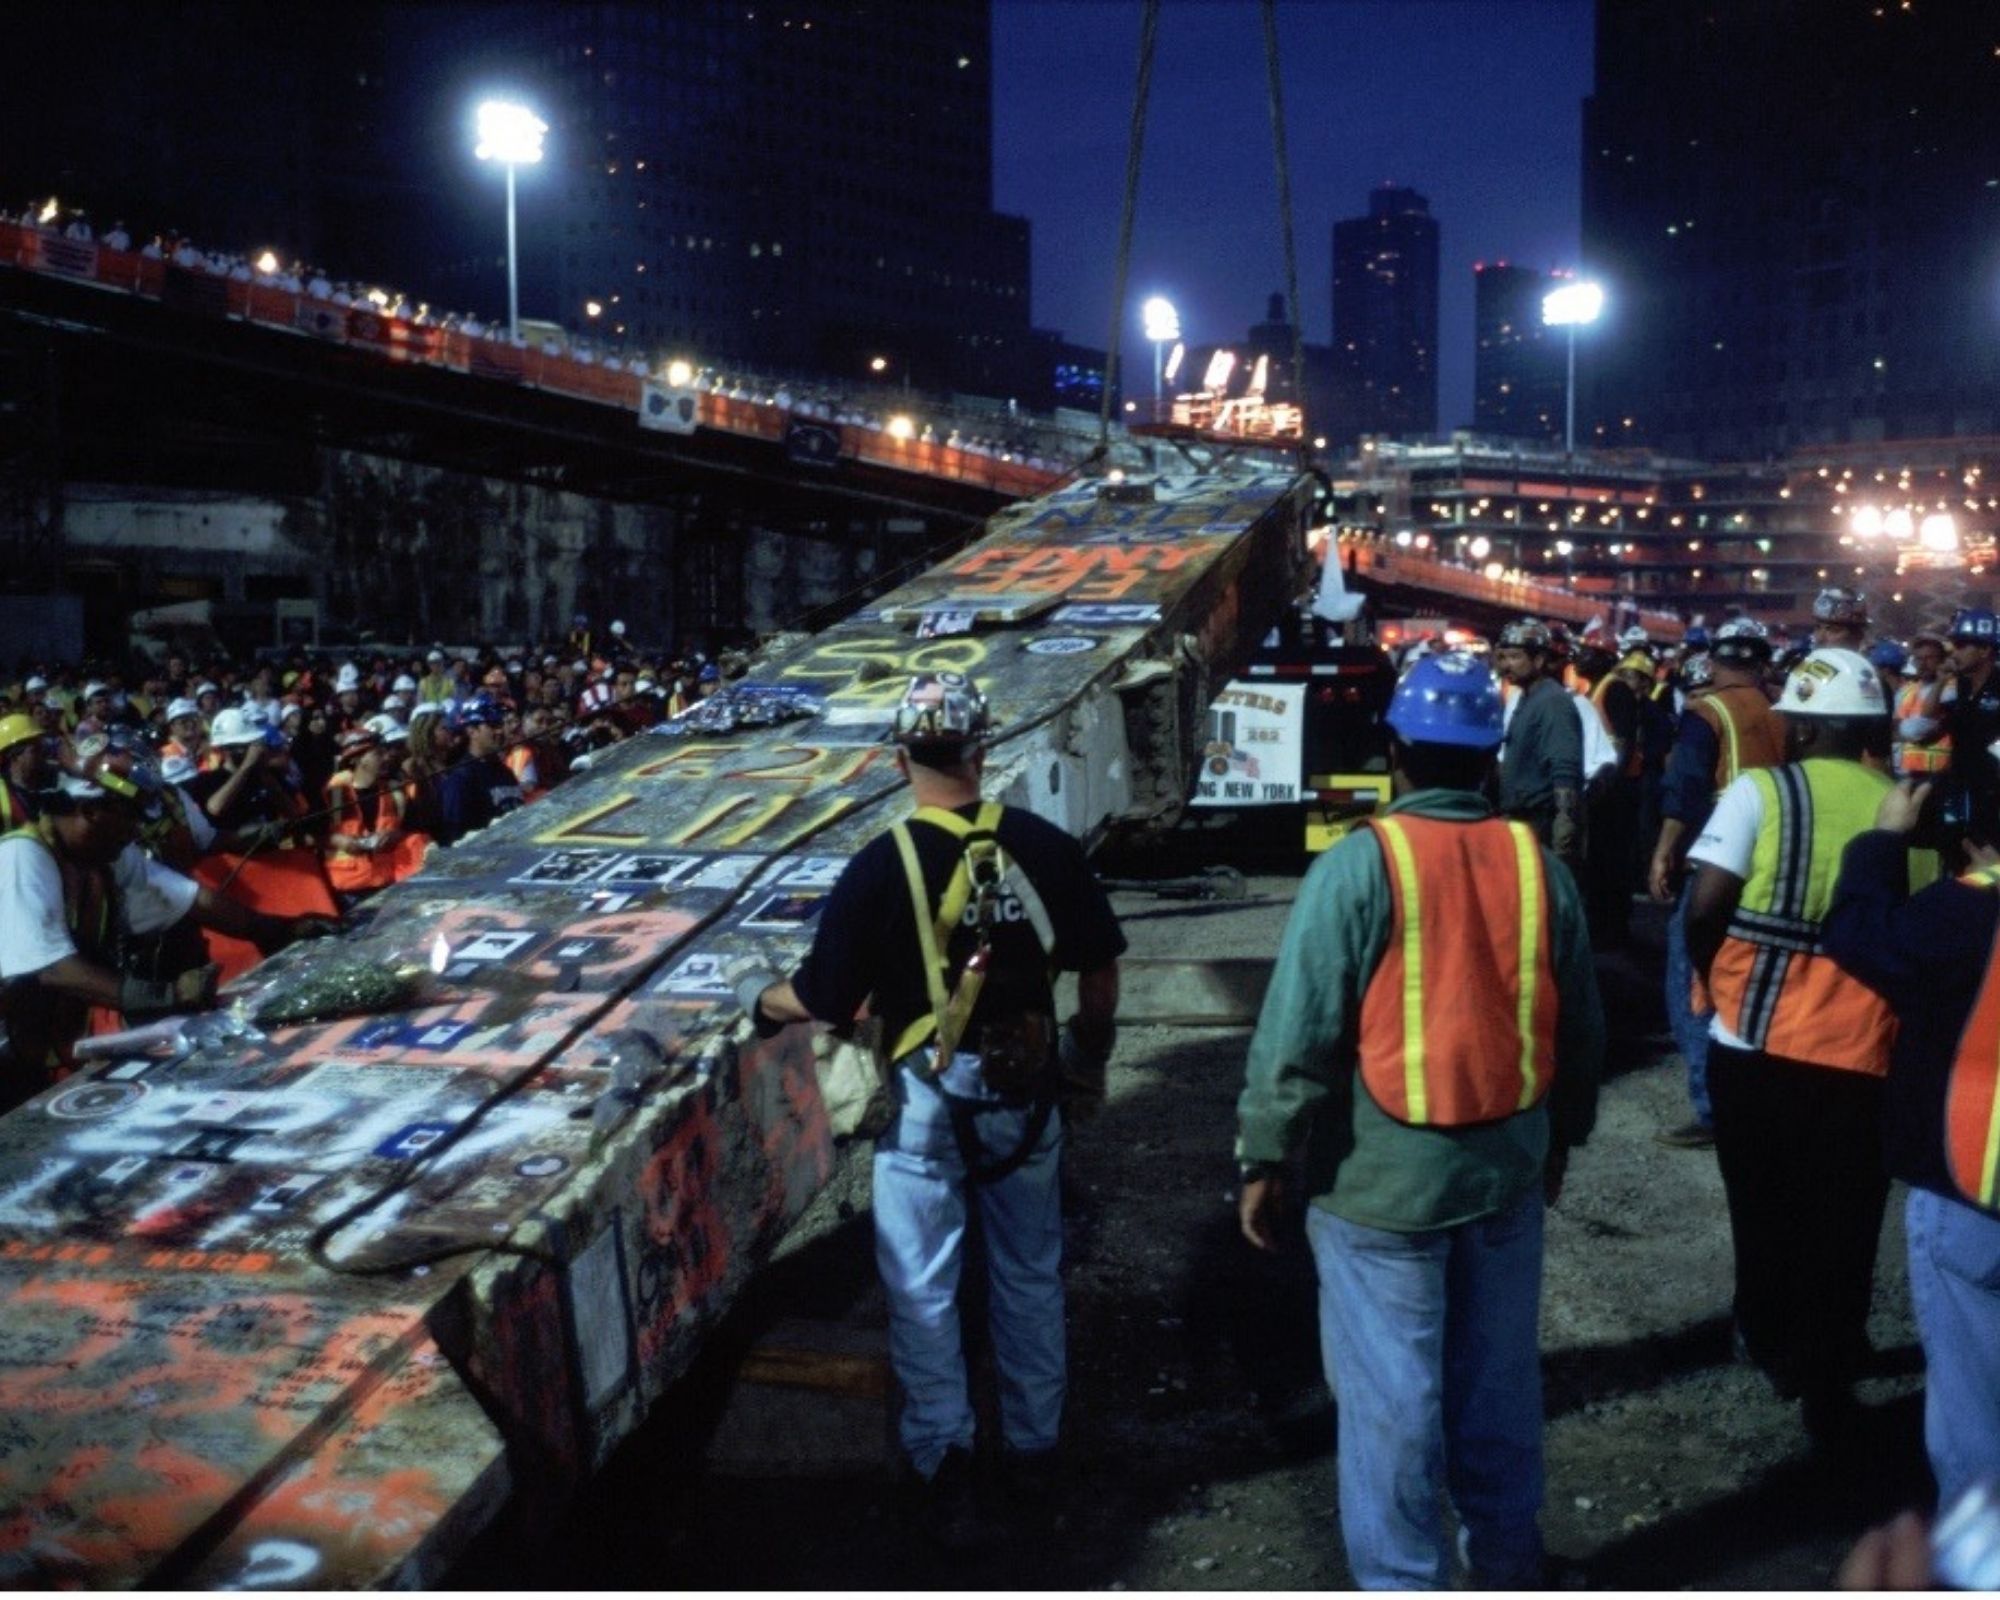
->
[1262,0,1310,456]
[1101,1,1309,457]
[1099,0,1162,449]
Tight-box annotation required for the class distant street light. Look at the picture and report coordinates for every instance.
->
[1142,296,1180,421]
[474,99,548,341]
[869,355,889,374]
[254,250,280,275]
[1542,279,1605,456]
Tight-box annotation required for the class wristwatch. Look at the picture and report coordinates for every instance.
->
[1237,1159,1282,1185]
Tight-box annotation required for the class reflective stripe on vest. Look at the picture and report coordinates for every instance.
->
[1358,815,1558,1126]
[1896,680,1952,775]
[1948,870,2000,1212]
[1708,760,1896,1074]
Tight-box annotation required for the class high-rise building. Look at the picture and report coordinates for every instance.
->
[1243,291,1336,441]
[459,1,1032,394]
[0,2,1034,399]
[1331,185,1440,442]
[0,5,431,294]
[1582,0,2000,458]
[1472,263,1565,443]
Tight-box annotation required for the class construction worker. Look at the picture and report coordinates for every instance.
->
[1867,638,1907,702]
[0,712,52,830]
[1823,771,2000,1509]
[0,741,335,1111]
[1812,586,1869,652]
[1895,631,1951,777]
[1236,652,1603,1589]
[323,729,426,898]
[739,672,1124,1547]
[433,697,523,847]
[1536,624,1619,791]
[1685,647,1901,1448]
[159,697,208,767]
[1648,618,1785,1148]
[1943,607,2000,803]
[1492,619,1584,870]
[187,707,337,986]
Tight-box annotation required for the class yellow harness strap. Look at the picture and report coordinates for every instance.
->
[889,802,1006,1069]
[1707,693,1743,794]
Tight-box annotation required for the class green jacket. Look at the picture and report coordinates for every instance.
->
[1236,786,1604,1232]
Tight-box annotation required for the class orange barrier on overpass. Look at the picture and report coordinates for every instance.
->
[0,218,1066,505]
[0,217,1677,631]
[1340,536,1684,638]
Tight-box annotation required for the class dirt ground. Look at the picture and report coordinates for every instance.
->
[470,845,1934,1591]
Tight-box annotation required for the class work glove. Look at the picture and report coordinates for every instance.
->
[729,964,786,1040]
[1056,1016,1112,1123]
[119,963,220,1019]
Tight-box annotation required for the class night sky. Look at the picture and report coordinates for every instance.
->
[992,0,1594,429]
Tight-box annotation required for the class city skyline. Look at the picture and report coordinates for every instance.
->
[991,0,1592,431]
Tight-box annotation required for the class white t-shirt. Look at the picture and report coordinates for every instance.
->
[0,837,200,980]
[1570,691,1619,783]
[1686,772,1767,1047]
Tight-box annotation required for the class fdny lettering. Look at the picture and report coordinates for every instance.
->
[961,890,1028,927]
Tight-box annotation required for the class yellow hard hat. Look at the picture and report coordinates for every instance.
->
[0,712,40,753]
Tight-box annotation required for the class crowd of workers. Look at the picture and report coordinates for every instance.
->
[0,625,734,1110]
[3,580,1998,1586]
[1228,583,1997,1585]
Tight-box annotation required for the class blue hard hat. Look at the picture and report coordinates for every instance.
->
[1866,639,1907,673]
[451,694,507,730]
[1684,625,1711,649]
[1951,607,1998,644]
[1385,651,1506,750]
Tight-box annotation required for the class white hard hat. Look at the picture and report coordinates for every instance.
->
[392,673,418,692]
[364,713,409,744]
[1776,647,1889,718]
[335,663,360,692]
[208,705,265,746]
[166,697,202,722]
[82,680,108,700]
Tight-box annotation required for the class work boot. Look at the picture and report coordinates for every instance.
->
[909,1446,988,1553]
[1801,1386,1867,1457]
[1653,1120,1715,1150]
[998,1446,1068,1527]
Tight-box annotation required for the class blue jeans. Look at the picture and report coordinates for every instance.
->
[873,1052,1065,1479]
[1666,878,1713,1125]
[1307,1190,1547,1590]
[1906,1187,2000,1509]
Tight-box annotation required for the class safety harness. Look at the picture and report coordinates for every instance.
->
[890,801,1061,1184]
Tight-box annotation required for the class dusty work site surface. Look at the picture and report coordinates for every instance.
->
[465,862,1932,1592]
